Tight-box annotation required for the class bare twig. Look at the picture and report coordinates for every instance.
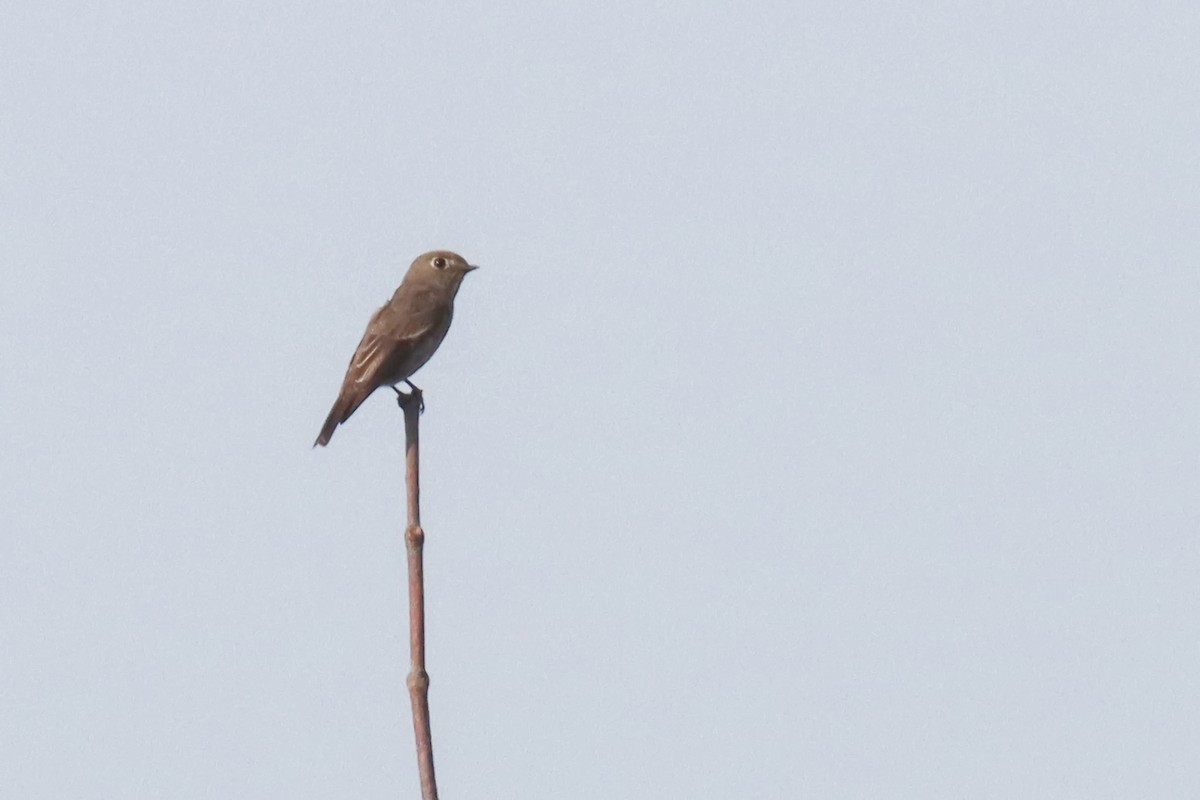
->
[398,388,437,800]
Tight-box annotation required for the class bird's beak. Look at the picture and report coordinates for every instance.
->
[465,264,480,272]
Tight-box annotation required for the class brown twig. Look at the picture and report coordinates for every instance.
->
[398,388,437,800]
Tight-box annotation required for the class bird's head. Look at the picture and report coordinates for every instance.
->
[408,250,479,292]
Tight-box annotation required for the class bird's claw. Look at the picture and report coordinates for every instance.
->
[393,384,425,414]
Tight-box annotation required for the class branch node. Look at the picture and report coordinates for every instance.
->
[405,525,425,548]
[407,669,431,693]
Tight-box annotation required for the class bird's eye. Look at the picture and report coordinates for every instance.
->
[432,256,447,269]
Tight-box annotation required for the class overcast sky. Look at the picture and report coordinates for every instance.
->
[2,2,1198,798]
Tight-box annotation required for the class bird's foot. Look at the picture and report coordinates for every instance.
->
[393,384,425,414]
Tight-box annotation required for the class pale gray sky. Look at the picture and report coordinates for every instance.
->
[2,2,1198,798]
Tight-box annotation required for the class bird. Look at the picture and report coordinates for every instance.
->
[314,250,478,447]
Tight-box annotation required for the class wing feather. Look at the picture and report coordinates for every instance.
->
[343,285,447,388]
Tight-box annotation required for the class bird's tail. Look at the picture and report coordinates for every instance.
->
[313,405,341,447]
[313,391,368,448]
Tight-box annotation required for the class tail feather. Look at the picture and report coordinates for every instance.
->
[313,390,369,448]
[313,406,341,448]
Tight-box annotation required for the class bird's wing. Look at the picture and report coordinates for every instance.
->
[344,286,448,388]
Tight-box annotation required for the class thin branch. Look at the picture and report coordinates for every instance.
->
[399,388,437,800]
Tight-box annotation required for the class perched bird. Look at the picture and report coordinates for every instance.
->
[314,250,478,447]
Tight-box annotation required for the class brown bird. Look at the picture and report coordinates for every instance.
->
[314,250,478,447]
